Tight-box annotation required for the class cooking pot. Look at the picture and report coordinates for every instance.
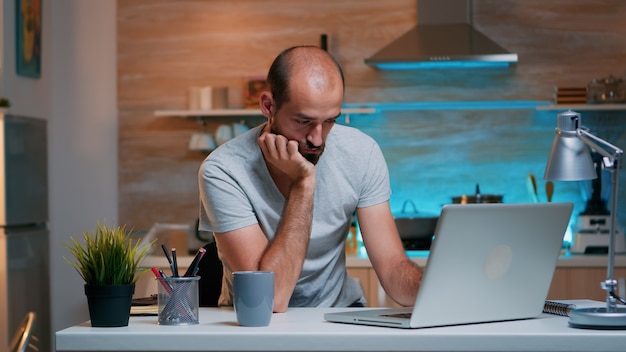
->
[451,184,504,204]
[394,200,439,242]
[452,194,503,204]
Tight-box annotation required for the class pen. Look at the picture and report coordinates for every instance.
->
[161,243,172,263]
[191,248,207,277]
[184,247,206,277]
[171,248,179,277]
[151,267,173,294]
[161,243,178,276]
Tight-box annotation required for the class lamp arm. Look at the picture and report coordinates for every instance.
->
[577,128,623,311]
[577,129,624,166]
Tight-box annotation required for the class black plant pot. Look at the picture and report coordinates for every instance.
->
[84,284,135,327]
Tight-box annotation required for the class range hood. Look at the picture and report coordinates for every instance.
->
[365,0,518,70]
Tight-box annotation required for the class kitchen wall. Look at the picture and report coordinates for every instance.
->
[118,0,626,244]
[2,0,118,348]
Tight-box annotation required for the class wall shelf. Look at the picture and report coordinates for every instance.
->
[154,103,626,116]
[154,107,376,118]
[359,100,549,111]
[536,104,626,111]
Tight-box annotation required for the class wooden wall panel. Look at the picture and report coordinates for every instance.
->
[117,0,417,231]
[118,0,626,234]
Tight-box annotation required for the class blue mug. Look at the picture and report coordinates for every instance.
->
[233,271,274,327]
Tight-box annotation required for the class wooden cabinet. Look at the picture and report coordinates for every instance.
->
[140,255,626,306]
[347,268,392,308]
[546,267,626,301]
[349,263,626,308]
[347,267,401,308]
[535,104,626,111]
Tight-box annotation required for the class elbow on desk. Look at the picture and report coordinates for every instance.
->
[273,297,289,313]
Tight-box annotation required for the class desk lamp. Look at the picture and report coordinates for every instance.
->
[544,110,626,329]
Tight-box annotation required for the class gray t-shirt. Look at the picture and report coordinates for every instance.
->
[198,123,391,307]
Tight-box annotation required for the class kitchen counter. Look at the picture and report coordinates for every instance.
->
[142,251,626,270]
[345,251,626,305]
[346,251,626,268]
[137,252,626,303]
[56,307,625,352]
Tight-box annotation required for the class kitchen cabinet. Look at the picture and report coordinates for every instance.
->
[140,254,626,307]
[348,256,626,308]
[547,267,626,301]
[536,104,626,111]
[352,267,626,308]
[346,268,384,307]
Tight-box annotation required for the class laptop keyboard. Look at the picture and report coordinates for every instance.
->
[382,312,412,319]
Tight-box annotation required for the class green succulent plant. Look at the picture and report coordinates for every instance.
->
[64,222,154,286]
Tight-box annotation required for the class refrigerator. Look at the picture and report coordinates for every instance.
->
[0,113,50,352]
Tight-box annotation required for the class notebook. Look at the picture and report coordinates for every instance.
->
[543,299,605,317]
[325,202,574,329]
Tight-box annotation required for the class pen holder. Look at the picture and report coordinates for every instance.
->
[157,276,200,325]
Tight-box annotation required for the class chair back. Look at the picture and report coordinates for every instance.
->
[198,241,223,307]
[9,312,37,352]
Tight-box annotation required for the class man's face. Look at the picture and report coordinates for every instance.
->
[267,82,343,165]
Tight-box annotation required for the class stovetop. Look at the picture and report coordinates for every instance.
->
[402,238,433,251]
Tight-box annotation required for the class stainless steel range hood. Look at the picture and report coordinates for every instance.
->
[365,0,518,69]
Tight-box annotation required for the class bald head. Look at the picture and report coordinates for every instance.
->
[266,46,345,113]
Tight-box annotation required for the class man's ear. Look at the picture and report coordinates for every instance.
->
[259,91,273,119]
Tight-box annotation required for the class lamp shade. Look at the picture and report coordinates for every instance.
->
[544,111,597,181]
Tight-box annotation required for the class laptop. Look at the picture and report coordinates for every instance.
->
[325,202,574,329]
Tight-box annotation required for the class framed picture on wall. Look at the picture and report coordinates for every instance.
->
[16,0,42,78]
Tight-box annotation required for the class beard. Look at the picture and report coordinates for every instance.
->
[303,146,323,165]
[269,122,325,165]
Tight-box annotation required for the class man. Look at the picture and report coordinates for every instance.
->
[198,46,422,312]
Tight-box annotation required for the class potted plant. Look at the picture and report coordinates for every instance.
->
[64,222,154,327]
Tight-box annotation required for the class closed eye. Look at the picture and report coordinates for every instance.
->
[298,119,312,125]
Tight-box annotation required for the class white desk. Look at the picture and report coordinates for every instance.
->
[56,307,624,352]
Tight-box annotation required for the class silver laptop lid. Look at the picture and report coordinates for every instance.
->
[409,202,573,328]
[324,202,573,329]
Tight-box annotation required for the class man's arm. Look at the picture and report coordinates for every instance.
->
[259,174,314,311]
[357,202,423,306]
[213,177,313,312]
[214,133,315,313]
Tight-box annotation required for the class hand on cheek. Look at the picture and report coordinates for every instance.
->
[258,132,314,181]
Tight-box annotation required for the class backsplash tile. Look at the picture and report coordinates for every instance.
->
[345,108,626,244]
